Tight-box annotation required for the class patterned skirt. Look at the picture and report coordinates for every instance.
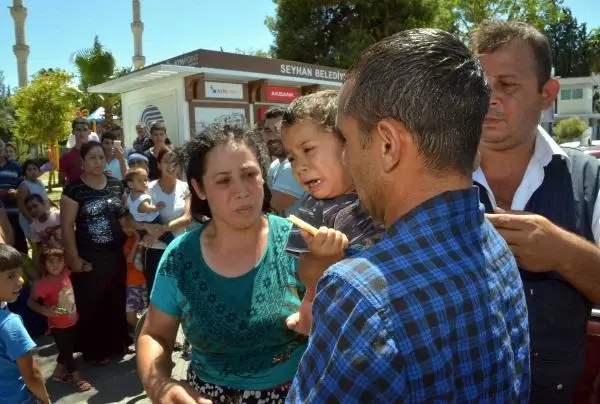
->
[187,366,291,404]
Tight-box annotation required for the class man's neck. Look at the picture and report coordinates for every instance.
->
[384,171,472,228]
[480,134,536,184]
[0,157,6,166]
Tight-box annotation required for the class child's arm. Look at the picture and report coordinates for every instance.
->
[27,286,58,318]
[138,200,165,214]
[16,352,51,404]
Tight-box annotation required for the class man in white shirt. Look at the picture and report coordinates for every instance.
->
[262,107,305,215]
[471,20,600,403]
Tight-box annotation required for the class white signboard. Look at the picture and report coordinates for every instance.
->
[195,107,247,134]
[204,82,244,99]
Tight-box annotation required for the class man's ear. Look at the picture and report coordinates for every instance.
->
[541,78,559,110]
[372,119,408,173]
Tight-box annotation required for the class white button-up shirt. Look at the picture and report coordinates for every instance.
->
[473,126,600,244]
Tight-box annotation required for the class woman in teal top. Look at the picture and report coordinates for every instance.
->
[137,125,306,404]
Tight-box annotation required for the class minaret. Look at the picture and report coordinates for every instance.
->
[10,0,30,87]
[131,0,145,70]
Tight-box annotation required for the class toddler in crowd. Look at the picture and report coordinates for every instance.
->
[125,167,174,269]
[27,247,91,392]
[281,90,384,335]
[0,244,51,403]
[26,194,62,249]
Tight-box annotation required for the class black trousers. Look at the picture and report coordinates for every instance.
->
[143,248,165,297]
[52,325,77,373]
[7,211,27,253]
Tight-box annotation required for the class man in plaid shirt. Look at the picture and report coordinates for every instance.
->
[287,28,530,403]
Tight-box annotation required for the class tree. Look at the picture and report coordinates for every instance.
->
[546,8,595,77]
[267,0,442,68]
[234,48,272,58]
[10,69,74,145]
[72,36,116,91]
[444,0,563,38]
[0,72,15,140]
[71,36,123,123]
[553,116,588,143]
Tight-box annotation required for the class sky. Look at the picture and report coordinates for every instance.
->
[0,0,598,89]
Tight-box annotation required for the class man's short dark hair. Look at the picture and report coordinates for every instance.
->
[264,106,285,120]
[470,20,551,91]
[71,117,89,130]
[0,244,22,272]
[340,28,490,175]
[101,131,117,143]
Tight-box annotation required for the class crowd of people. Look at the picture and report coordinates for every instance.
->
[1,19,600,404]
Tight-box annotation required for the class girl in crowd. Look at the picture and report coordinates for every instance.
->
[137,126,305,404]
[28,247,92,392]
[60,141,131,365]
[140,148,191,296]
[17,160,51,245]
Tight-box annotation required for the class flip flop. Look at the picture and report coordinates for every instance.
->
[72,378,92,392]
[52,373,71,383]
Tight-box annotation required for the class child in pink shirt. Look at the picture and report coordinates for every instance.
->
[27,248,92,392]
[26,194,62,248]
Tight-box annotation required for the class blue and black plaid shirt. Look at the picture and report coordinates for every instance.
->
[287,188,530,403]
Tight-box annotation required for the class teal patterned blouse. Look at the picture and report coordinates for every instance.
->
[150,214,307,390]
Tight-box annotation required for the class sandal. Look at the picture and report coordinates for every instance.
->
[72,378,92,392]
[51,373,71,383]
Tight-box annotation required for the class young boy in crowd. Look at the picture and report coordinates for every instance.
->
[122,221,147,340]
[0,244,51,404]
[281,90,384,334]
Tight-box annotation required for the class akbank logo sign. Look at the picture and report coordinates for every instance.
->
[204,81,244,99]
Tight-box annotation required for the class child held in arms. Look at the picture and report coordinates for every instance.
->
[281,90,384,335]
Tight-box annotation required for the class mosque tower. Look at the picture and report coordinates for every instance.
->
[131,0,145,70]
[10,0,29,87]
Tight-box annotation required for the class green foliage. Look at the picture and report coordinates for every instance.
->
[267,0,563,68]
[547,8,598,77]
[71,36,130,121]
[234,48,273,58]
[553,116,589,143]
[267,0,442,68]
[71,36,116,91]
[589,28,600,73]
[444,0,563,38]
[10,69,74,145]
[0,72,15,139]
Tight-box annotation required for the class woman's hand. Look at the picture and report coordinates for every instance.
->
[158,380,213,404]
[145,223,164,238]
[68,255,92,272]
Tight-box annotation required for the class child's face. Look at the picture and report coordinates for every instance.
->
[128,174,148,193]
[24,164,40,181]
[26,200,46,220]
[44,255,64,276]
[0,267,23,303]
[283,120,354,199]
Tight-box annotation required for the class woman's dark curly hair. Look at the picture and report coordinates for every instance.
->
[182,124,272,218]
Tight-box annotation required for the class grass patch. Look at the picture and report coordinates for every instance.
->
[39,171,62,204]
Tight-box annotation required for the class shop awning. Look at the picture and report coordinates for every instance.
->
[89,63,343,94]
[89,65,202,94]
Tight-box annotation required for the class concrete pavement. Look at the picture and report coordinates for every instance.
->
[33,333,189,404]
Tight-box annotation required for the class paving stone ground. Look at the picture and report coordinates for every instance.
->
[33,330,188,404]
